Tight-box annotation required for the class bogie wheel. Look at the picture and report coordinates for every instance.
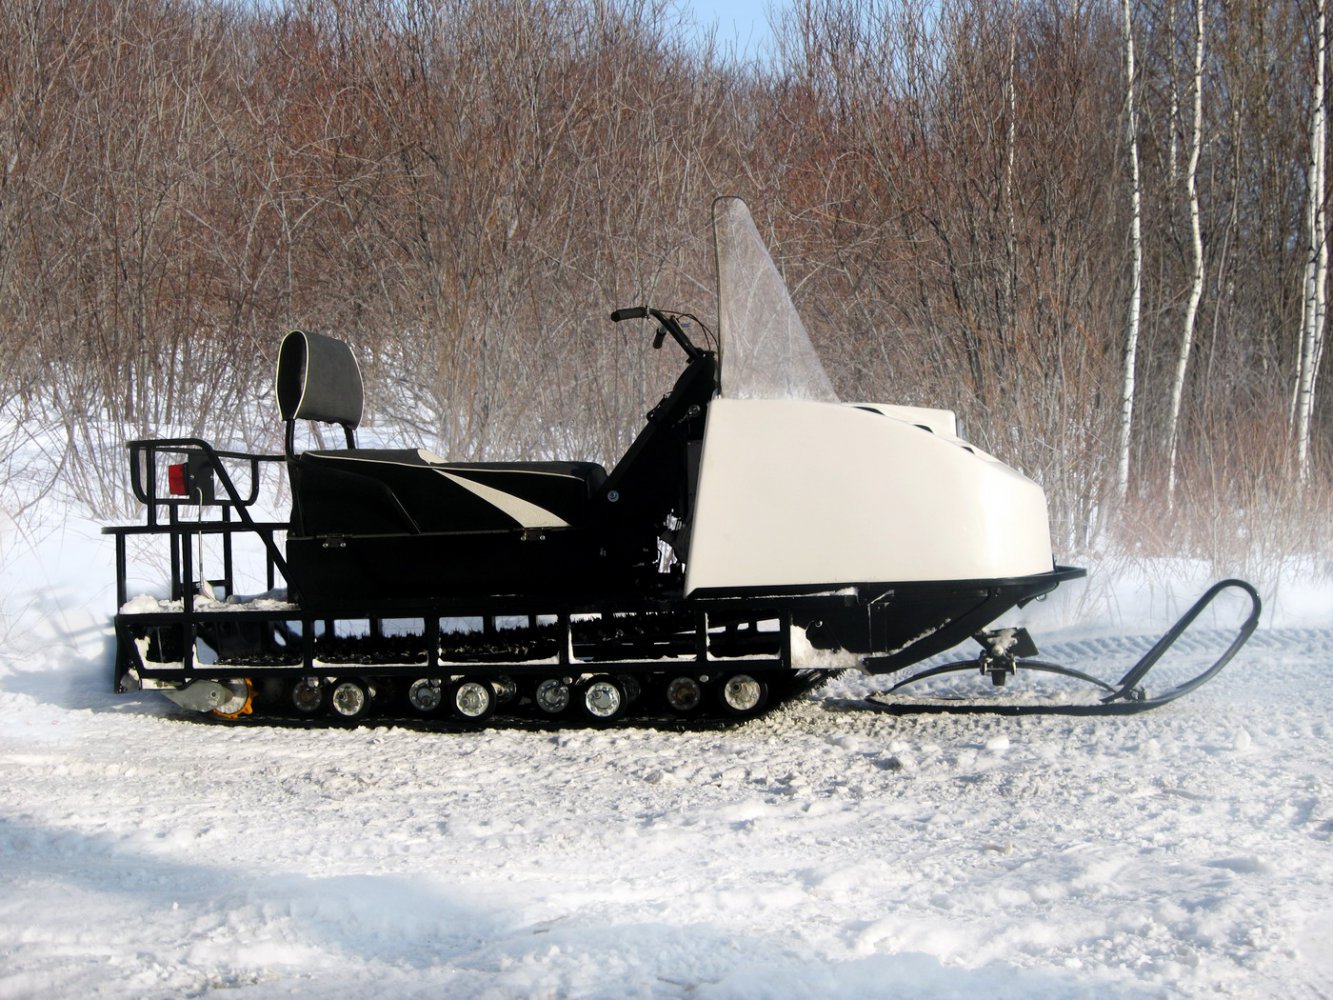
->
[291,676,326,715]
[618,674,642,704]
[328,677,373,722]
[580,674,628,723]
[664,675,704,714]
[212,678,254,720]
[719,673,768,717]
[492,676,518,705]
[451,677,496,723]
[407,677,444,715]
[533,677,572,717]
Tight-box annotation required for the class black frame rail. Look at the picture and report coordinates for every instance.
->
[113,598,797,690]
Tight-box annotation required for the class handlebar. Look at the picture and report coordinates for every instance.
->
[609,305,706,360]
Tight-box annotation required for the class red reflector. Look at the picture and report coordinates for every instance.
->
[167,463,189,497]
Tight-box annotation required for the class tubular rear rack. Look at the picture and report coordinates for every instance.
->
[105,438,288,606]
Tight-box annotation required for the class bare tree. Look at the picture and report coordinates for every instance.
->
[1004,0,1018,353]
[0,0,1327,569]
[1117,0,1144,503]
[1296,0,1328,480]
[1165,0,1205,502]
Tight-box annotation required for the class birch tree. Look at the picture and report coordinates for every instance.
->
[1004,0,1018,349]
[1116,0,1143,502]
[1296,0,1328,481]
[1167,0,1180,187]
[1165,0,1205,502]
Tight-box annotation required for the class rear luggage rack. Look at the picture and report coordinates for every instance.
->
[108,438,288,607]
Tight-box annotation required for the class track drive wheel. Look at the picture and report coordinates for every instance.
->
[719,673,768,718]
[327,677,373,723]
[291,676,326,715]
[211,678,254,719]
[580,674,628,723]
[450,677,496,723]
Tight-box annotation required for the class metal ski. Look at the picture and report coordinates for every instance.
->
[868,579,1261,716]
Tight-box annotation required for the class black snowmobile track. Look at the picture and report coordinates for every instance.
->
[123,602,841,728]
[195,668,838,731]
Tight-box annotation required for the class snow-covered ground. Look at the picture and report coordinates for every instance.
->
[2,502,1331,998]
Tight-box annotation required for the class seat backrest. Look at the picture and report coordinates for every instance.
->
[276,330,363,454]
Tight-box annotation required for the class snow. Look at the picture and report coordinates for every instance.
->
[2,496,1332,998]
[120,593,297,615]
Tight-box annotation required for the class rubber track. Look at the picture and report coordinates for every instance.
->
[205,668,839,731]
[201,611,834,728]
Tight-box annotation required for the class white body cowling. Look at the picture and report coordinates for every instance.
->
[684,398,1055,594]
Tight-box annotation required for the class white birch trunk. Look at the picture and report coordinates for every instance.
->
[1165,0,1204,502]
[1005,0,1018,344]
[1167,0,1180,187]
[1116,0,1143,503]
[1296,0,1328,480]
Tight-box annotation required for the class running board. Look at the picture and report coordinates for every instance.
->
[866,579,1261,716]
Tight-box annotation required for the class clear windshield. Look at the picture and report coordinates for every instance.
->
[713,197,839,401]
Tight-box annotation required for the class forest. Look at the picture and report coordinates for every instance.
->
[1,0,1328,573]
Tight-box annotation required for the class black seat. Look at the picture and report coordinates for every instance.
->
[295,450,607,535]
[276,331,606,537]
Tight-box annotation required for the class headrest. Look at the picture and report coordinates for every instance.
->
[276,330,364,428]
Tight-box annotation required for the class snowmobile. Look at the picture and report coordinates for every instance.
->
[105,197,1259,726]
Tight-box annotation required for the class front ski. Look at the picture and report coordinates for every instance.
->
[866,579,1261,716]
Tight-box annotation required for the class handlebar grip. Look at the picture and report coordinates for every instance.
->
[610,306,648,322]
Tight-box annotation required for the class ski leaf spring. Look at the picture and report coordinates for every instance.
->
[868,579,1261,716]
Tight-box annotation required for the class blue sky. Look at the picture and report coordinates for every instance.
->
[683,0,779,60]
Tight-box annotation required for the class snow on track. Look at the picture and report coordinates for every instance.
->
[2,622,1331,999]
